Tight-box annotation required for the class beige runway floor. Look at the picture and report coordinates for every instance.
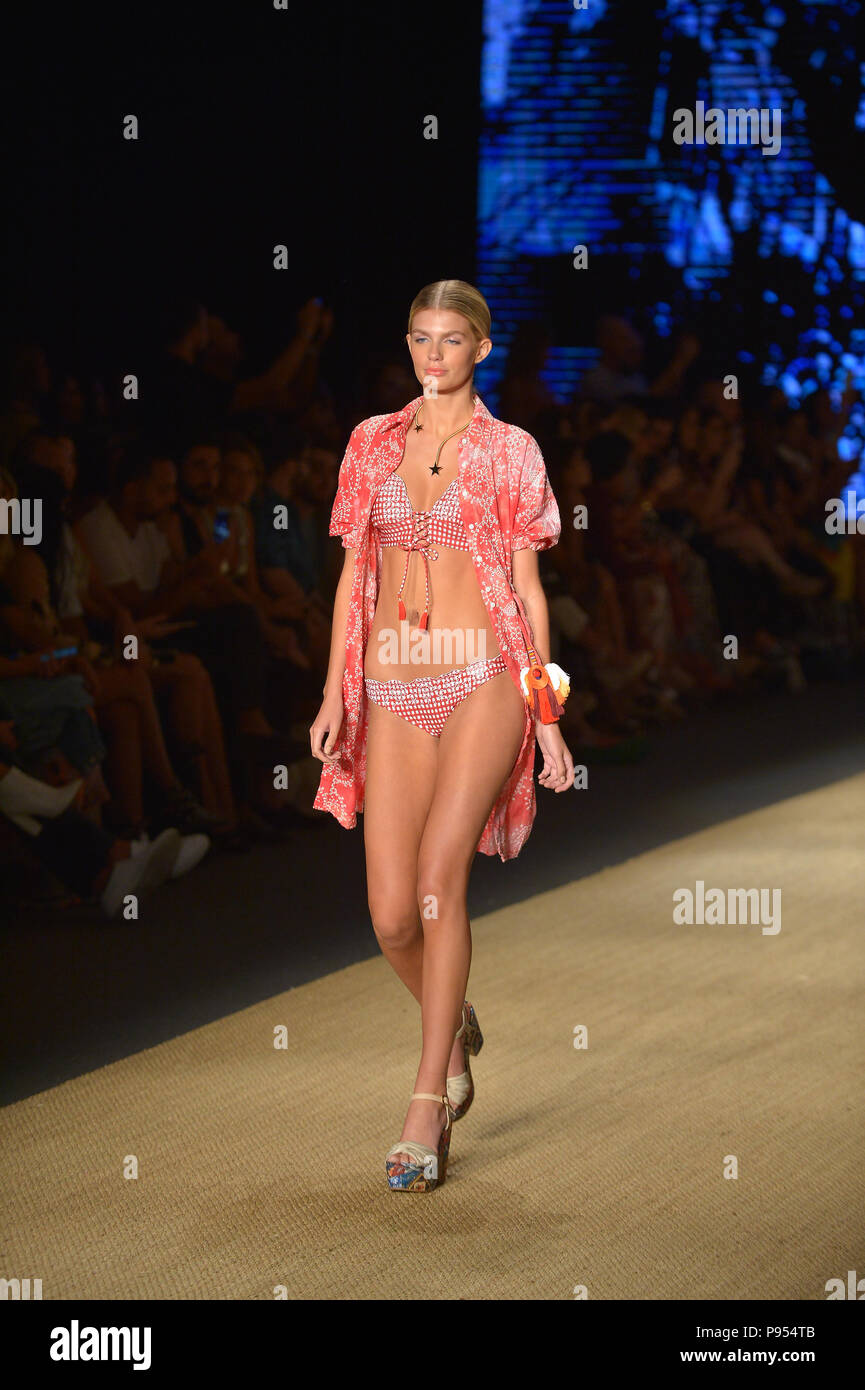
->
[2,772,863,1300]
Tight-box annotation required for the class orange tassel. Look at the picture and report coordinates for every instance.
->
[418,610,429,630]
[398,599,406,621]
[524,650,564,724]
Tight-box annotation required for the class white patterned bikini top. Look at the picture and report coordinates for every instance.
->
[370,471,470,550]
[370,471,471,629]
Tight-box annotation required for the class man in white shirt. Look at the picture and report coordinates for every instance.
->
[75,444,220,617]
[75,440,311,788]
[76,494,171,595]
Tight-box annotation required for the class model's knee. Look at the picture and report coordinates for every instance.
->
[416,859,467,922]
[368,893,420,947]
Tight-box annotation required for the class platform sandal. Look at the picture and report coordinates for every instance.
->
[447,1000,484,1121]
[385,1092,455,1192]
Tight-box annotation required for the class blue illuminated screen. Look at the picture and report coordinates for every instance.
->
[478,0,865,496]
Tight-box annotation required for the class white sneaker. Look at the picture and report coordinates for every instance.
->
[169,832,211,879]
[100,829,181,918]
[0,766,83,833]
[130,829,211,879]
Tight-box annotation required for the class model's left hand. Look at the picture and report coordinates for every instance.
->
[535,719,575,792]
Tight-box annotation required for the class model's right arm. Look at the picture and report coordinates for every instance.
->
[322,547,355,700]
[310,546,355,763]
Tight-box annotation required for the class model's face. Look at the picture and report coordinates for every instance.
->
[406,310,491,396]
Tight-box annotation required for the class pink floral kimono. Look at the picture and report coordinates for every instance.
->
[313,392,561,860]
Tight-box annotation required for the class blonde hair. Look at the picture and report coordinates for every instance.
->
[407,280,491,344]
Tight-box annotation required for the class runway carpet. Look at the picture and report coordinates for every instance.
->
[2,771,863,1300]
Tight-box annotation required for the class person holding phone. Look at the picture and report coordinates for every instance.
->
[75,439,317,831]
[0,470,109,795]
[170,437,312,669]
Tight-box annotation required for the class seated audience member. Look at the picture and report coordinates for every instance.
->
[670,409,827,598]
[0,466,107,803]
[582,429,689,698]
[75,440,319,828]
[14,455,232,841]
[217,432,331,672]
[544,438,674,728]
[616,404,732,690]
[251,426,339,612]
[167,435,313,669]
[0,716,206,915]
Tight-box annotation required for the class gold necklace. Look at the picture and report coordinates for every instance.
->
[412,401,473,475]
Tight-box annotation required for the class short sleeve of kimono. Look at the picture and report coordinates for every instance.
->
[511,432,561,552]
[328,423,366,550]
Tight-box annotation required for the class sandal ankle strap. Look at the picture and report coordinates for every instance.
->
[410,1091,448,1105]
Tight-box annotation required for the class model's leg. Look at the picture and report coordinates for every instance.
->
[363,699,438,1001]
[395,669,526,1160]
[364,696,497,1090]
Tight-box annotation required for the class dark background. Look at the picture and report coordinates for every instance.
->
[5,0,482,390]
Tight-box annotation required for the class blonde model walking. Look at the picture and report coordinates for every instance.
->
[311,280,573,1190]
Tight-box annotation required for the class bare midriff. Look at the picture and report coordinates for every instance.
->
[363,432,501,682]
[365,538,501,681]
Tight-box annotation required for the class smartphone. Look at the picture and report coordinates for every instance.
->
[213,508,231,543]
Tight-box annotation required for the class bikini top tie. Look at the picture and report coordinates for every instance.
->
[370,471,471,629]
